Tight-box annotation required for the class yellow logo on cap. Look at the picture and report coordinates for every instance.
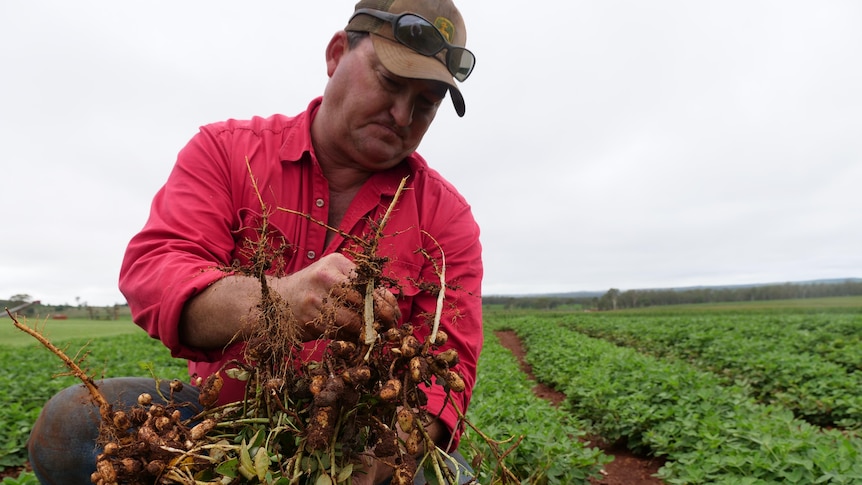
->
[434,17,455,43]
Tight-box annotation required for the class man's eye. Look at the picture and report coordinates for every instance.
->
[378,73,400,89]
[417,96,437,108]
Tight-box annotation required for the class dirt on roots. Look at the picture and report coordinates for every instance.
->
[493,330,666,485]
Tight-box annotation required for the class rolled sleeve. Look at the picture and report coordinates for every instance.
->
[119,124,244,362]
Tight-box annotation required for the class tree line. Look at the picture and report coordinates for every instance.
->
[483,279,862,311]
[596,279,862,310]
[483,295,590,310]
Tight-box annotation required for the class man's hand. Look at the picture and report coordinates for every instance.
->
[350,455,388,485]
[350,413,446,485]
[180,253,400,350]
[274,253,401,341]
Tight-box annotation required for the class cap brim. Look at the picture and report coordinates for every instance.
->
[371,34,465,117]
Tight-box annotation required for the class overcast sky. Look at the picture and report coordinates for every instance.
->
[2,1,861,306]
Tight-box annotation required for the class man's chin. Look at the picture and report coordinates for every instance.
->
[355,143,408,170]
[359,155,404,172]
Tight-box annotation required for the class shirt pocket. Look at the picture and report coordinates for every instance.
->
[382,258,424,321]
[231,207,296,274]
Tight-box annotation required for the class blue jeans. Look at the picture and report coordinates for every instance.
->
[27,378,201,485]
[28,377,472,484]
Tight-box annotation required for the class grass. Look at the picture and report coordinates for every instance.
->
[0,317,144,347]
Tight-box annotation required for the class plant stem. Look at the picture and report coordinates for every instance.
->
[6,308,112,418]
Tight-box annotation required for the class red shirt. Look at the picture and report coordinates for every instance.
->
[119,98,483,445]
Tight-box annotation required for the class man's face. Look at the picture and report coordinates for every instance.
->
[316,33,448,173]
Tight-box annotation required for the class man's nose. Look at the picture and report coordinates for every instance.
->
[390,94,414,128]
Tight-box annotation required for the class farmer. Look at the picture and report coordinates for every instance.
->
[27,0,482,484]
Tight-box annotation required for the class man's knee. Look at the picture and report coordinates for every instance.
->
[28,377,200,485]
[28,382,103,484]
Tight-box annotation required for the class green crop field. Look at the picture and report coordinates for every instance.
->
[482,299,862,484]
[613,295,862,313]
[0,318,186,481]
[0,317,142,347]
[3,299,862,484]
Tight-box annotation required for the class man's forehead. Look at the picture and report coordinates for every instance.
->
[365,41,449,99]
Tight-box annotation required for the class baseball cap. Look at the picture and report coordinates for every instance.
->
[345,0,472,117]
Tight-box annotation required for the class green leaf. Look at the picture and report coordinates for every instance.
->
[224,367,251,381]
[423,464,442,485]
[215,457,239,478]
[250,429,265,448]
[254,447,270,481]
[336,463,353,483]
[315,473,333,485]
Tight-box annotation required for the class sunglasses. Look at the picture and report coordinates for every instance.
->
[350,8,476,81]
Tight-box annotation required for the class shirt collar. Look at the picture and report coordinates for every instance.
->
[278,97,321,164]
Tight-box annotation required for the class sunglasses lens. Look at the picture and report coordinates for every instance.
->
[449,49,475,81]
[388,12,476,81]
[395,15,445,56]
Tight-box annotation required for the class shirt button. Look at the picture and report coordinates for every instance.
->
[307,251,316,260]
[315,198,325,208]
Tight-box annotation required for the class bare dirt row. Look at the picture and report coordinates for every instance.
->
[493,330,665,485]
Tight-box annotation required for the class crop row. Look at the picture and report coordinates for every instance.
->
[462,328,611,483]
[559,312,862,428]
[563,311,862,371]
[489,313,862,484]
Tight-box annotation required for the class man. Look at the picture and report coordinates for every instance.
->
[28,0,482,484]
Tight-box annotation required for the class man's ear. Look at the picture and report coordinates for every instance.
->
[325,31,350,77]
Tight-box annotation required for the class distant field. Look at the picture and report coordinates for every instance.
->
[483,295,862,315]
[615,295,862,313]
[1,317,144,347]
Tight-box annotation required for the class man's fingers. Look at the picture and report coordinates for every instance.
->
[328,306,363,339]
[373,288,401,327]
[303,302,362,340]
[320,284,400,338]
[332,281,364,308]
